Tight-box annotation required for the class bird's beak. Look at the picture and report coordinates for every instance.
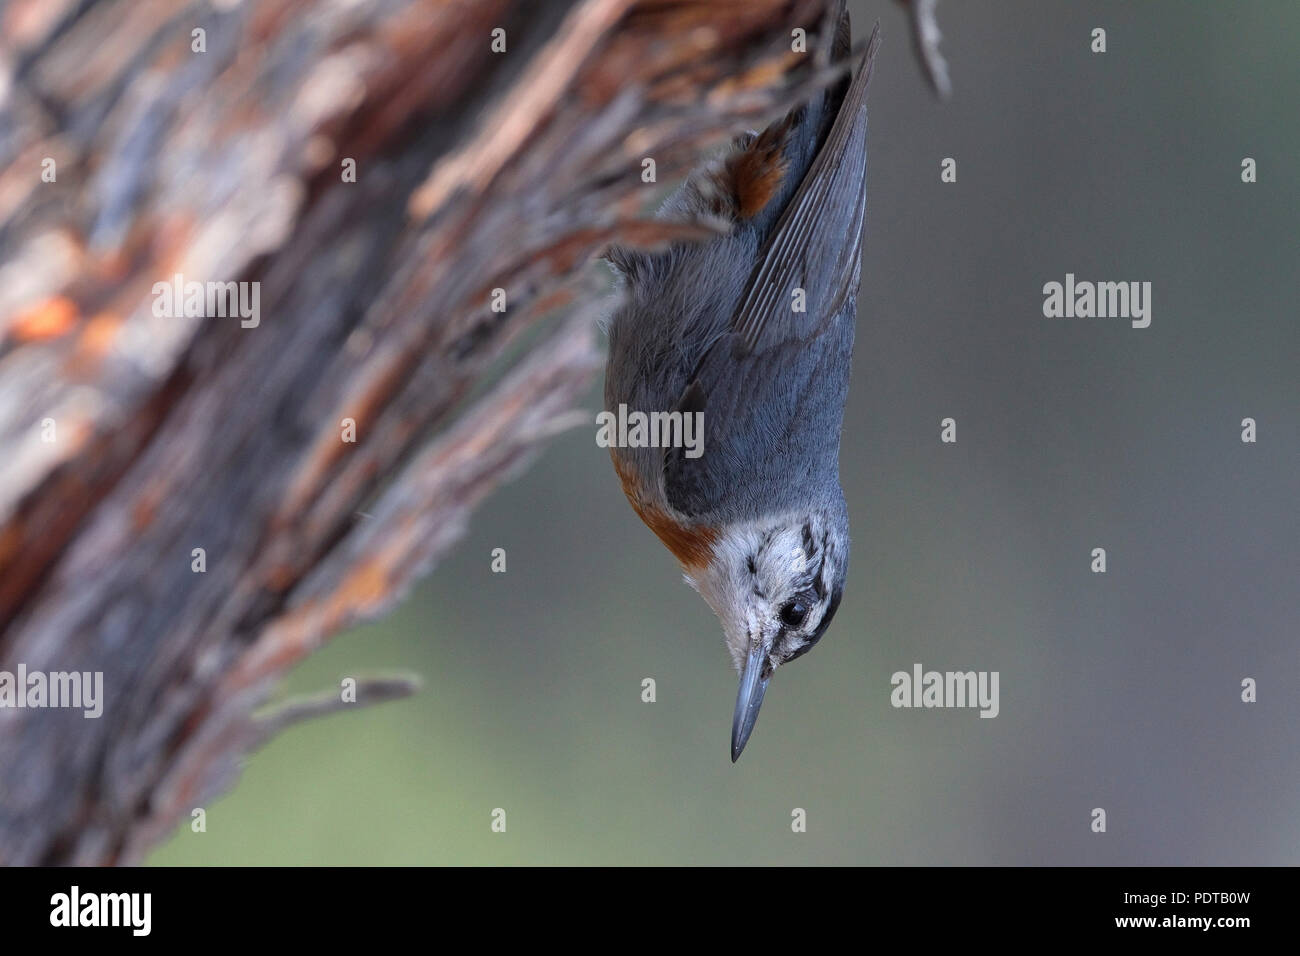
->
[731,642,771,762]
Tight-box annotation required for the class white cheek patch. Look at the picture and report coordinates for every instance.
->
[754,526,807,600]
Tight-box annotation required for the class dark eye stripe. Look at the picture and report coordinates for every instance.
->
[815,528,832,595]
[810,585,843,645]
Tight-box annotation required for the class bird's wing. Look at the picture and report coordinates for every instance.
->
[732,24,877,355]
[662,26,878,521]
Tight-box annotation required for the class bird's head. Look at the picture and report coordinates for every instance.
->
[684,503,848,761]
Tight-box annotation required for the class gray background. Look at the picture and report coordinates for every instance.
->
[153,0,1299,865]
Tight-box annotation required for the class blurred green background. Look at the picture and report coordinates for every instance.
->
[151,0,1300,865]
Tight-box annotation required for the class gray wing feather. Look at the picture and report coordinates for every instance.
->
[663,27,879,521]
[734,27,877,354]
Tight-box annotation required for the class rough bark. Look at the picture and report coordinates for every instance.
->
[0,0,861,864]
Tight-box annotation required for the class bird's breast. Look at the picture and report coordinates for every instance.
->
[611,449,717,573]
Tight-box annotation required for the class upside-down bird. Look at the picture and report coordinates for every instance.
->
[604,3,877,761]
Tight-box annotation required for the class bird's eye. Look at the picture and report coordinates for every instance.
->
[779,600,809,628]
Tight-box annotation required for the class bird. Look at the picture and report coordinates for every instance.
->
[602,2,877,762]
